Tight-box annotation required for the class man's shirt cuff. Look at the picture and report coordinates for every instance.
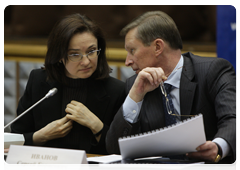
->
[213,137,230,159]
[123,95,143,123]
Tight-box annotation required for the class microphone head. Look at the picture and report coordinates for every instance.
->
[45,88,58,98]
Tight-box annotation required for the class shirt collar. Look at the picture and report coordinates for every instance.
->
[164,55,183,88]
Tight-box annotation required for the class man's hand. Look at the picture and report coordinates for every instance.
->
[186,141,219,162]
[33,116,73,145]
[129,67,167,102]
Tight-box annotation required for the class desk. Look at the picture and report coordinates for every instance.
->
[87,154,238,170]
[4,154,238,170]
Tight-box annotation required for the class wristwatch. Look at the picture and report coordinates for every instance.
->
[214,143,222,163]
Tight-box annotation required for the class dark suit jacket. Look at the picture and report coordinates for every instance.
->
[11,69,126,155]
[106,52,236,163]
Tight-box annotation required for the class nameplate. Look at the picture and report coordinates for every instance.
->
[6,145,88,164]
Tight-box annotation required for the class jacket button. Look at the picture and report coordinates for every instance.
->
[123,128,129,136]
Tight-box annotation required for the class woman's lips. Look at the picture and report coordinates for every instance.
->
[79,67,91,72]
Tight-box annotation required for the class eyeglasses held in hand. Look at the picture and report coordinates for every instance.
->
[160,66,194,117]
[68,48,101,62]
[160,81,174,115]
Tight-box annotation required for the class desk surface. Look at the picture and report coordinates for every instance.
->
[4,153,238,170]
[87,154,238,170]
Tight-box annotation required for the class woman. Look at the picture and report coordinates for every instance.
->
[11,13,126,155]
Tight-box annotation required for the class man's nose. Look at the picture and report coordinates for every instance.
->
[125,53,133,66]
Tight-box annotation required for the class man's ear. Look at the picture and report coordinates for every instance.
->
[154,39,165,56]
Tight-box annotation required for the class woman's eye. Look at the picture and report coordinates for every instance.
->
[70,53,79,57]
[88,49,96,55]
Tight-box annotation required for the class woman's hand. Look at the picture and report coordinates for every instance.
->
[65,100,103,140]
[33,116,73,145]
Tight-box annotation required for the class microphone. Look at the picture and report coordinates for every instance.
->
[45,88,58,98]
[4,88,58,130]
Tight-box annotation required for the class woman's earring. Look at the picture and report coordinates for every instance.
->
[57,60,62,66]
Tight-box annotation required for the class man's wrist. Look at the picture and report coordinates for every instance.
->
[129,89,145,103]
[214,142,223,163]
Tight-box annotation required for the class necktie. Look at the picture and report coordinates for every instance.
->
[161,83,176,126]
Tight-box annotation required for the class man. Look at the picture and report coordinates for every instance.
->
[106,11,236,163]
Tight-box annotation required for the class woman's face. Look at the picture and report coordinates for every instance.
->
[62,32,99,79]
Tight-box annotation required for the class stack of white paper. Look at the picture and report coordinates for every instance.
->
[119,114,206,159]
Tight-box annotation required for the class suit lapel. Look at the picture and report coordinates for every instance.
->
[180,55,197,120]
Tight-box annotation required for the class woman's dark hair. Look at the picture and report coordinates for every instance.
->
[44,13,111,84]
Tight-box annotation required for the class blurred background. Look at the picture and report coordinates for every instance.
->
[4,5,236,131]
[4,5,216,43]
[5,5,217,46]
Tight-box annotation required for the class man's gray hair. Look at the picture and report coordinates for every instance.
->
[120,11,182,49]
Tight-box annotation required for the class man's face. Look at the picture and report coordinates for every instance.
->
[124,27,157,74]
